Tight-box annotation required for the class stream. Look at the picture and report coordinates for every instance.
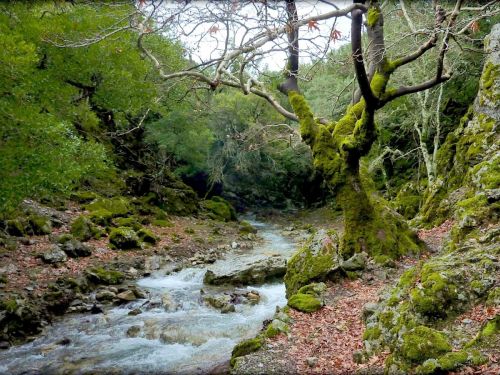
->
[0,219,298,375]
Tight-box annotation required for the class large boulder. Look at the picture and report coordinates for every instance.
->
[203,255,287,286]
[109,227,141,250]
[284,229,340,297]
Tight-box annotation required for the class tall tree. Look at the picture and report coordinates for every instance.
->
[51,0,499,258]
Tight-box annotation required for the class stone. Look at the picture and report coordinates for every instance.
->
[126,325,141,338]
[109,227,141,250]
[362,302,379,322]
[116,290,137,302]
[306,357,318,367]
[41,246,68,264]
[60,239,92,258]
[0,341,10,350]
[341,252,368,271]
[95,290,116,302]
[128,308,142,316]
[204,255,287,286]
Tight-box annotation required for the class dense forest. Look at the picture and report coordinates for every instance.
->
[0,1,498,374]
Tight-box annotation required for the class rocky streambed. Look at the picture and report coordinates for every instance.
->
[0,218,301,374]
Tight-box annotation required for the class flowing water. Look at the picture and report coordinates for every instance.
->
[0,219,297,375]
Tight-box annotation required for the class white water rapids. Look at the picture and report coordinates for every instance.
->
[0,219,298,374]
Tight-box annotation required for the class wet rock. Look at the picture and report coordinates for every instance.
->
[116,290,136,302]
[56,338,71,346]
[204,255,287,286]
[161,293,177,311]
[245,291,261,305]
[221,304,236,313]
[90,304,103,314]
[41,246,68,264]
[0,341,10,350]
[203,294,235,313]
[95,290,116,302]
[128,308,142,316]
[126,325,141,338]
[60,239,92,258]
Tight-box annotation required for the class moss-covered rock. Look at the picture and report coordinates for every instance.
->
[284,229,339,298]
[399,326,451,363]
[151,219,174,228]
[85,197,131,218]
[288,293,322,313]
[70,215,101,241]
[108,227,141,250]
[239,220,257,235]
[201,196,237,222]
[88,209,113,226]
[112,216,141,230]
[26,215,52,235]
[137,227,158,244]
[70,191,99,204]
[5,219,26,237]
[159,185,198,216]
[230,337,264,367]
[85,267,124,285]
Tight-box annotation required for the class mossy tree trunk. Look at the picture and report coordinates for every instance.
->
[282,1,432,259]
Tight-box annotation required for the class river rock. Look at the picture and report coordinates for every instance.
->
[41,246,68,264]
[161,292,178,311]
[128,308,142,316]
[203,255,287,286]
[116,290,136,302]
[95,290,116,302]
[203,294,235,313]
[126,325,141,338]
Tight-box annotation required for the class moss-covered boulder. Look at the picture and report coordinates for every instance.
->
[230,337,264,367]
[70,215,101,241]
[152,219,174,228]
[85,267,124,285]
[288,293,322,313]
[113,216,141,230]
[137,228,158,244]
[159,185,198,216]
[70,191,99,204]
[399,326,451,363]
[284,229,340,297]
[201,196,237,222]
[239,220,257,235]
[88,209,113,226]
[109,227,141,250]
[26,215,52,235]
[85,197,131,218]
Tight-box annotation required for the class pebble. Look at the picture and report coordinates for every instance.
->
[306,357,318,367]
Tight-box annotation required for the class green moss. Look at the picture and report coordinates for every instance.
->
[265,319,289,338]
[363,326,382,341]
[201,197,236,222]
[70,191,99,204]
[284,230,338,297]
[70,215,101,241]
[5,219,26,237]
[137,227,158,244]
[481,315,499,337]
[108,226,141,249]
[437,350,469,371]
[1,298,18,313]
[230,337,263,367]
[86,267,124,285]
[399,326,451,363]
[89,209,113,226]
[113,216,141,230]
[288,293,322,313]
[27,215,52,235]
[85,197,131,217]
[366,6,380,27]
[239,220,257,235]
[297,282,327,297]
[152,219,173,228]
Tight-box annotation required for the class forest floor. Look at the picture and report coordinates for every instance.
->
[234,218,500,375]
